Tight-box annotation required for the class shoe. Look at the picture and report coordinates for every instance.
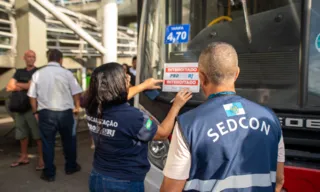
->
[66,164,81,175]
[40,172,55,182]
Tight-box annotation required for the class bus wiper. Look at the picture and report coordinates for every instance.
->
[241,0,252,43]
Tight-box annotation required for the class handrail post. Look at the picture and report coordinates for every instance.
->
[102,0,118,63]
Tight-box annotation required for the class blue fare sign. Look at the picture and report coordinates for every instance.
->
[165,24,190,44]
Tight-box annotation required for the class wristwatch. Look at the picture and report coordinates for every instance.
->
[33,111,38,115]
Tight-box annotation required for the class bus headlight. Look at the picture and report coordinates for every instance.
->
[148,140,170,170]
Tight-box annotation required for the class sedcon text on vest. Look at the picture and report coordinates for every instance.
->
[207,117,271,143]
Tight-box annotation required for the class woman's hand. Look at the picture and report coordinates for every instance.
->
[172,88,193,109]
[142,78,163,90]
[127,78,163,100]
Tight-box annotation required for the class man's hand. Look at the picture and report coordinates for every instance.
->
[15,86,23,91]
[34,113,39,121]
[73,108,80,115]
[6,78,23,92]
[141,78,163,90]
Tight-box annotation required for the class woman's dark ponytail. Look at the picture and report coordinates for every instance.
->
[96,101,103,145]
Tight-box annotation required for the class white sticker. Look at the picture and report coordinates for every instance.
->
[316,33,320,53]
[162,63,200,93]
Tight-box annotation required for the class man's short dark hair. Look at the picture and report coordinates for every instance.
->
[132,56,137,62]
[48,49,63,62]
[46,50,51,58]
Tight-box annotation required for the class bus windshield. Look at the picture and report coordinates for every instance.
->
[138,0,308,111]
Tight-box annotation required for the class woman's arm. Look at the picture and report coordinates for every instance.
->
[153,89,192,140]
[127,78,163,100]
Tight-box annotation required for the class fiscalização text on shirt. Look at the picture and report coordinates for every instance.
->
[86,116,117,137]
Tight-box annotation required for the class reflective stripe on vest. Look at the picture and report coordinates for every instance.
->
[184,171,276,191]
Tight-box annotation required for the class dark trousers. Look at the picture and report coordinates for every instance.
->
[39,109,77,177]
[89,169,144,192]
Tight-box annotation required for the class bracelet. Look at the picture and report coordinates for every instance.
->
[33,111,38,115]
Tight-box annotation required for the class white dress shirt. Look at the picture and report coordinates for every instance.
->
[28,62,83,111]
[163,122,285,180]
[129,67,136,76]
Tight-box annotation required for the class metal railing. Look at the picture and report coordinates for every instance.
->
[0,0,16,56]
[44,1,137,58]
[0,0,137,59]
[46,14,137,57]
[50,0,100,6]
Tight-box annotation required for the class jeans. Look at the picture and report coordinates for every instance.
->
[89,169,144,192]
[39,109,78,177]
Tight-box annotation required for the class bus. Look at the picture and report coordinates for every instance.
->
[136,0,320,191]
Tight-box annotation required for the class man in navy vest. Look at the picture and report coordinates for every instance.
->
[160,42,285,192]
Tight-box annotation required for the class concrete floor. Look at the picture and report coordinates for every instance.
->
[0,113,94,192]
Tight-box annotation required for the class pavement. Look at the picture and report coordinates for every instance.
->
[0,109,94,192]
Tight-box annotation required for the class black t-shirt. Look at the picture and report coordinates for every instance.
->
[128,72,135,105]
[129,72,136,86]
[87,103,158,181]
[13,67,38,83]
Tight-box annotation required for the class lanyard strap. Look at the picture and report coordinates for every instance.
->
[208,91,236,99]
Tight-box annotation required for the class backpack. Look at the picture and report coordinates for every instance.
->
[9,90,31,113]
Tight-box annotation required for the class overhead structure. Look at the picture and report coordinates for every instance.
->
[34,0,107,57]
[30,0,137,60]
[0,0,16,61]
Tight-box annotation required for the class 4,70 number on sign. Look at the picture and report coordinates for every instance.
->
[166,31,188,43]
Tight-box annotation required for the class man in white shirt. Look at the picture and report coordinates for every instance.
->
[28,49,82,182]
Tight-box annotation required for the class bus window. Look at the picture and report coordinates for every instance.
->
[307,0,320,108]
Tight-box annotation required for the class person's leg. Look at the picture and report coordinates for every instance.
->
[25,110,44,170]
[11,113,29,167]
[58,110,79,174]
[38,110,58,180]
[88,169,104,192]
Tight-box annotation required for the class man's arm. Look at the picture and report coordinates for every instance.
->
[161,179,187,192]
[276,136,285,192]
[276,162,285,192]
[30,97,38,114]
[73,93,81,113]
[6,78,22,92]
[67,71,83,112]
[27,74,38,114]
[160,125,191,192]
[127,78,163,100]
[16,82,30,90]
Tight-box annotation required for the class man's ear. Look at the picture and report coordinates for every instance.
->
[199,71,208,86]
[234,67,240,81]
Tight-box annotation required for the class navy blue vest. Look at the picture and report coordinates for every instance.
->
[177,94,281,192]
